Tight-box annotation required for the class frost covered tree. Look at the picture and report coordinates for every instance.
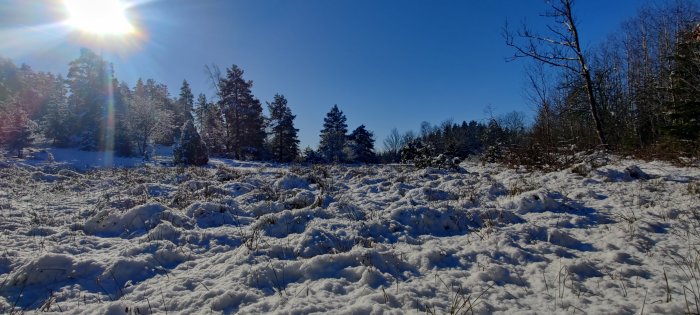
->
[217,65,266,159]
[267,94,299,162]
[114,81,134,156]
[41,75,70,146]
[347,125,376,163]
[173,120,208,166]
[175,80,195,131]
[2,106,35,158]
[66,48,111,150]
[318,104,348,163]
[127,92,173,158]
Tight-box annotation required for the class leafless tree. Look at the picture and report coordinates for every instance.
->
[504,0,607,147]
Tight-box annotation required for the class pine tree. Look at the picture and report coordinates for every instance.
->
[195,94,225,155]
[347,124,376,163]
[66,48,111,150]
[217,65,265,159]
[173,120,208,166]
[267,94,300,162]
[319,104,348,163]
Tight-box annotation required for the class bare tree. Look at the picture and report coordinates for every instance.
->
[504,0,607,147]
[383,128,403,156]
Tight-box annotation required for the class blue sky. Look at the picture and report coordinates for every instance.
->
[1,0,648,149]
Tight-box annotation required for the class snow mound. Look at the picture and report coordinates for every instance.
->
[389,206,470,236]
[503,189,565,214]
[8,254,100,287]
[221,181,254,197]
[284,190,317,209]
[31,171,68,182]
[275,174,310,190]
[84,202,189,236]
[185,202,240,228]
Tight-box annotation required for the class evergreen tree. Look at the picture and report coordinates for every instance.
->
[217,65,265,159]
[66,48,111,150]
[195,94,225,155]
[173,120,208,166]
[194,93,208,130]
[267,94,300,162]
[347,124,376,163]
[114,81,133,156]
[41,75,70,146]
[175,80,195,131]
[664,25,700,145]
[318,104,348,163]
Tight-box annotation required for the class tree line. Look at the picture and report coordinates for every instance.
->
[502,0,700,166]
[1,0,698,167]
[0,49,378,164]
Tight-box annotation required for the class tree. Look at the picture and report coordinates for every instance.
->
[175,80,195,130]
[505,0,607,148]
[267,94,300,162]
[66,48,111,150]
[41,75,70,146]
[347,125,376,163]
[127,92,173,158]
[194,93,225,154]
[2,105,35,158]
[173,120,208,166]
[318,104,348,163]
[217,65,265,159]
[382,128,404,163]
[664,24,700,146]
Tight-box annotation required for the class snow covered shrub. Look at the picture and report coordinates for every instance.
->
[689,181,700,196]
[173,120,208,166]
[401,140,461,170]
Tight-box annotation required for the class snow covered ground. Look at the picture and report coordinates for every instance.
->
[1,152,700,314]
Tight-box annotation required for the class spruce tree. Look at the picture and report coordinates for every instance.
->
[267,94,300,162]
[176,80,195,130]
[194,93,208,131]
[318,105,348,163]
[347,124,376,163]
[173,120,209,166]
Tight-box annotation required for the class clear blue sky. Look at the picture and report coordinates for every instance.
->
[1,0,649,149]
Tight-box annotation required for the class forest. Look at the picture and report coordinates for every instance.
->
[0,0,699,168]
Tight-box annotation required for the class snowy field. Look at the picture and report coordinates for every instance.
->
[1,151,700,314]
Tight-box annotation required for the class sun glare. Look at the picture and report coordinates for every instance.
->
[64,0,135,35]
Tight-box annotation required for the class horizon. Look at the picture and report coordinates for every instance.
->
[1,0,646,149]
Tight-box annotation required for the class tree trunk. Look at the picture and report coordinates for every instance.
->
[565,0,608,148]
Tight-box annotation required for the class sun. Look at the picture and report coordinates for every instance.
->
[63,0,135,35]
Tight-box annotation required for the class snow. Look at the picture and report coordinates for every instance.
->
[1,152,700,314]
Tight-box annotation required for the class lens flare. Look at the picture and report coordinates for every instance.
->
[64,0,135,35]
